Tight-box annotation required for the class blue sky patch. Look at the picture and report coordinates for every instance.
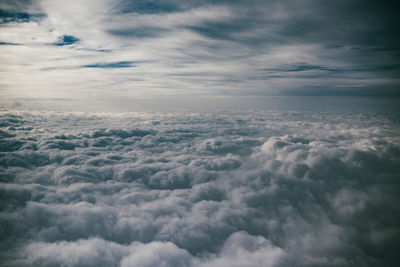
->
[83,61,135,68]
[54,35,79,46]
[118,1,179,14]
[0,41,20,45]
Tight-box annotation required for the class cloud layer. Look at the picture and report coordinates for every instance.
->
[0,0,399,102]
[1,109,399,266]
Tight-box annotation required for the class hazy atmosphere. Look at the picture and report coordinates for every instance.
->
[1,0,399,266]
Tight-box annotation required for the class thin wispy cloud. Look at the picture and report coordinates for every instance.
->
[0,0,399,102]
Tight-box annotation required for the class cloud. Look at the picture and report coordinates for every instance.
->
[0,41,20,45]
[201,231,289,267]
[0,0,44,24]
[0,0,399,103]
[0,109,399,266]
[107,27,169,38]
[20,238,131,266]
[120,241,192,267]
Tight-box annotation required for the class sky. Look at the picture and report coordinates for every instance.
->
[1,0,400,106]
[1,2,400,266]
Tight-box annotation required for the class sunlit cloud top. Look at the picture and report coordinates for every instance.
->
[0,0,399,102]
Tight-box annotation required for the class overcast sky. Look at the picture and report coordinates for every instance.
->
[0,0,399,103]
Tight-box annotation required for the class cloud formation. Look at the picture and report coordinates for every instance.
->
[0,109,399,266]
[0,0,399,103]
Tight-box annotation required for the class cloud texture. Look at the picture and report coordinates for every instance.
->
[0,0,399,102]
[1,109,399,266]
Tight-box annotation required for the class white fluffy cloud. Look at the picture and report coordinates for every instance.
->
[0,109,399,266]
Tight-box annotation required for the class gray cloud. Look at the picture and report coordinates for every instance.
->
[0,0,44,24]
[0,109,399,266]
[0,0,399,101]
[107,27,169,38]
